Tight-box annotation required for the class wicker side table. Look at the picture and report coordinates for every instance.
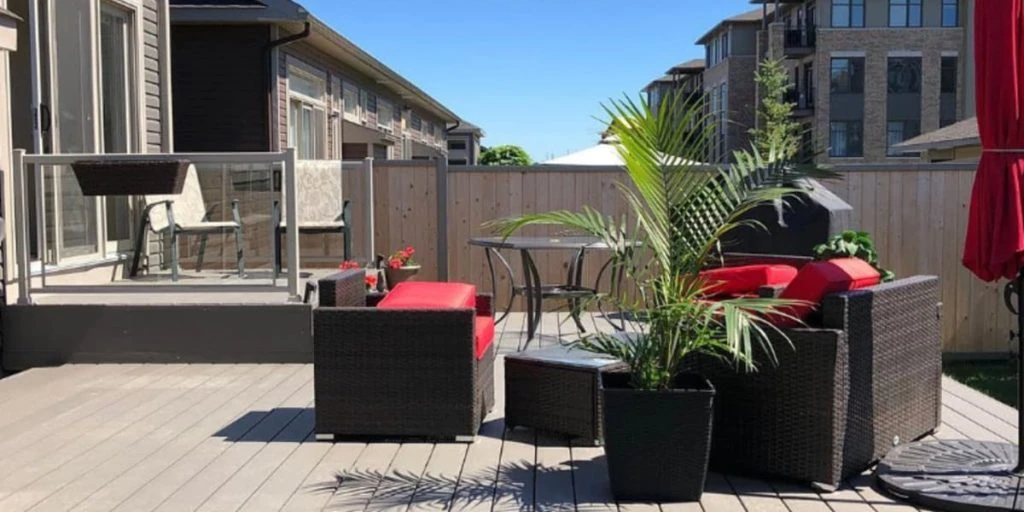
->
[504,345,627,445]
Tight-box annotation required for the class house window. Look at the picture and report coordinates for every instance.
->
[719,33,728,61]
[378,98,394,131]
[342,81,360,120]
[411,113,422,132]
[889,0,922,27]
[830,121,863,157]
[363,91,377,114]
[942,0,959,27]
[449,158,468,165]
[887,57,921,93]
[448,139,467,150]
[831,0,864,27]
[718,82,728,162]
[423,120,433,140]
[941,56,958,127]
[288,65,327,159]
[887,120,920,156]
[830,58,864,93]
[941,57,958,94]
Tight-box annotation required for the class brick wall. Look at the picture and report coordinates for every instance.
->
[814,28,967,163]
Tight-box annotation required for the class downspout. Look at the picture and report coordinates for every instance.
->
[265,21,311,152]
[159,0,173,152]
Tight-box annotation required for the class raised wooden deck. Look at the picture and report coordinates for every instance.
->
[0,312,1011,511]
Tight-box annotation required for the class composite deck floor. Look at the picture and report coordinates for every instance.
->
[0,311,1012,511]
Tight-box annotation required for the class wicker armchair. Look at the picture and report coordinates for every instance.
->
[313,271,495,442]
[687,274,942,489]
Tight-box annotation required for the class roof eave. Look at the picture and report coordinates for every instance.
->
[307,18,458,122]
[170,1,307,24]
[892,136,981,153]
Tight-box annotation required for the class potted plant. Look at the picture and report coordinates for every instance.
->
[813,230,895,282]
[489,90,822,502]
[384,246,420,288]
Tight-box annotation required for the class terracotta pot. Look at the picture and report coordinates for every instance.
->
[385,265,420,288]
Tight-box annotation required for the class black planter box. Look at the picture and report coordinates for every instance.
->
[601,372,715,502]
[71,160,190,196]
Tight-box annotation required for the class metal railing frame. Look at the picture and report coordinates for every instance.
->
[11,149,304,303]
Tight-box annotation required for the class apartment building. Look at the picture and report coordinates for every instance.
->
[697,7,774,163]
[644,59,705,115]
[446,121,484,165]
[754,0,971,163]
[169,0,457,161]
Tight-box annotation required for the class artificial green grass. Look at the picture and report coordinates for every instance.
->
[943,359,1017,408]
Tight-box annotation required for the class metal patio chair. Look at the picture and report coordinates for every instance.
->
[272,160,351,276]
[129,164,244,281]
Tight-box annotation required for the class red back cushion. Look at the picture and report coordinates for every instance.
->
[378,282,476,310]
[700,264,799,297]
[774,258,882,326]
[474,316,495,360]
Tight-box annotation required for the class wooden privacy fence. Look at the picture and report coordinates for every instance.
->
[825,163,1004,355]
[190,159,997,354]
[366,161,1004,355]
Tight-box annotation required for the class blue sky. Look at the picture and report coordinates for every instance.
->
[302,0,759,162]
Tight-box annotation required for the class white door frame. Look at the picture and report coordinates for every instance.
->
[29,0,145,267]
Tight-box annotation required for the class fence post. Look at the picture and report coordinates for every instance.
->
[435,158,449,281]
[12,150,30,304]
[364,157,374,262]
[284,148,301,301]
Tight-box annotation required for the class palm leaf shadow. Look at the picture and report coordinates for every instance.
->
[305,457,609,510]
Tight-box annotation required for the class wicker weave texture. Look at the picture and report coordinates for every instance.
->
[688,275,941,487]
[312,289,496,440]
[505,361,607,443]
[823,275,942,473]
[690,329,849,485]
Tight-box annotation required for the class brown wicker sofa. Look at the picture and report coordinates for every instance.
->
[688,258,941,489]
[313,270,495,442]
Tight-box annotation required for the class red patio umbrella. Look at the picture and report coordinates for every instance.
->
[963,0,1024,471]
[964,0,1024,281]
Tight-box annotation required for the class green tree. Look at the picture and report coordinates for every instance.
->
[480,145,533,166]
[749,58,801,159]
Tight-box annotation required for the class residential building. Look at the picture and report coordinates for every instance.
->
[447,121,484,165]
[8,0,173,270]
[643,58,705,115]
[168,0,457,161]
[753,0,972,163]
[697,7,774,163]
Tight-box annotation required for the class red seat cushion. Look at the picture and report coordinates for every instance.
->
[378,282,476,310]
[474,316,495,360]
[699,264,799,297]
[774,258,882,326]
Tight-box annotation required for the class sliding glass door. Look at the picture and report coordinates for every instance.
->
[99,3,134,252]
[32,0,137,264]
[48,0,101,261]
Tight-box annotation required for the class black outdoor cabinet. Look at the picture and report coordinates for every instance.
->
[722,179,852,257]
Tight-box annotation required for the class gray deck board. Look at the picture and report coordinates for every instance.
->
[13,364,242,512]
[0,313,1010,511]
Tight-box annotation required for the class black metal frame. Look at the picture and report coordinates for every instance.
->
[129,199,245,281]
[480,246,624,349]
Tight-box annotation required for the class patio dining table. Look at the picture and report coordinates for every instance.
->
[468,236,634,348]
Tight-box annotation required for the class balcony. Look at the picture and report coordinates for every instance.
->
[783,26,816,57]
[784,87,815,117]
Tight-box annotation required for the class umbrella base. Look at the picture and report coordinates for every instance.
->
[876,440,1023,511]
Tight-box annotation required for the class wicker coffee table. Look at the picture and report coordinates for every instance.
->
[504,345,627,445]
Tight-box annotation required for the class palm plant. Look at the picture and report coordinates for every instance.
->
[489,90,829,391]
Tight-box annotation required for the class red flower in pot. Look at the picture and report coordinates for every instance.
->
[384,246,420,288]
